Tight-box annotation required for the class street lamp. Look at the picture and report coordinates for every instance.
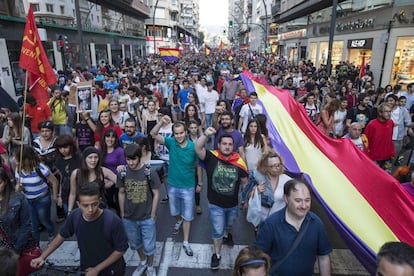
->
[262,0,268,53]
[153,0,160,55]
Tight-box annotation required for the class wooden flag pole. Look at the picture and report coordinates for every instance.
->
[17,71,29,179]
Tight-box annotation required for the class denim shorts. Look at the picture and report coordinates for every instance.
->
[168,185,195,221]
[208,203,238,240]
[122,217,156,255]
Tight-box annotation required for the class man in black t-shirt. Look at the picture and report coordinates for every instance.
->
[346,93,374,132]
[31,183,129,275]
[195,128,248,270]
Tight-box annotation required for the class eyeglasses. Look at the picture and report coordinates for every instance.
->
[268,163,282,168]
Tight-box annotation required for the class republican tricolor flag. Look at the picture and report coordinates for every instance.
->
[19,4,56,103]
[158,48,181,62]
[240,70,414,274]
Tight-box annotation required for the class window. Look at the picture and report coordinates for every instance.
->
[32,3,40,12]
[97,16,100,23]
[60,5,64,14]
[46,4,54,13]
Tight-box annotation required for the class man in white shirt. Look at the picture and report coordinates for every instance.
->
[238,92,263,133]
[202,82,219,129]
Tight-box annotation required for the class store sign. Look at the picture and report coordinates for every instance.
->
[278,29,306,40]
[347,38,373,49]
[336,18,374,32]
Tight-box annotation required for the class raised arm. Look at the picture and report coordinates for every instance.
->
[195,127,216,160]
[150,115,171,145]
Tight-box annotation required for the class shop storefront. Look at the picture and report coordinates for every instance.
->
[307,41,344,67]
[391,36,414,86]
[347,38,373,70]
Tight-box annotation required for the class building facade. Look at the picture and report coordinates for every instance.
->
[144,0,200,54]
[272,0,414,88]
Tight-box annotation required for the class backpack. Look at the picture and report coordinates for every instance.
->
[71,209,114,242]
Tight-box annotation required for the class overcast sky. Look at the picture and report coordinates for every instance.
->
[199,0,228,27]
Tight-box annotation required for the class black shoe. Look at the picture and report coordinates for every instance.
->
[160,196,169,204]
[210,253,220,270]
[223,233,234,247]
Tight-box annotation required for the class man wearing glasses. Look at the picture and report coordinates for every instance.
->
[364,103,395,172]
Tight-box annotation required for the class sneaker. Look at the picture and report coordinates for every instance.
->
[173,219,183,234]
[146,267,156,276]
[132,262,147,276]
[160,196,169,204]
[210,253,220,270]
[183,243,193,256]
[223,233,234,247]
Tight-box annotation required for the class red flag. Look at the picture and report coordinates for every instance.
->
[19,4,56,103]
[228,47,233,56]
[359,55,366,79]
[218,41,224,52]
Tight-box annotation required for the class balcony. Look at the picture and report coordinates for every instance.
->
[89,0,150,18]
[271,0,281,15]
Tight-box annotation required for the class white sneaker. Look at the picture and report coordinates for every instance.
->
[146,267,157,276]
[132,262,147,276]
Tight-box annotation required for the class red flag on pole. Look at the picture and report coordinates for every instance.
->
[19,4,56,103]
[359,54,366,79]
[218,41,224,52]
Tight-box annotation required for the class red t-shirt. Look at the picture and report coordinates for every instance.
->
[364,118,395,161]
[25,103,52,133]
[94,125,123,142]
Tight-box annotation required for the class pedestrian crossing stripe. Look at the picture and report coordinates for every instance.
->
[40,238,368,275]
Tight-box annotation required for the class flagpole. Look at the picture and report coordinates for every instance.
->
[17,71,29,181]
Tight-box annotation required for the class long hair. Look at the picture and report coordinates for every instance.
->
[79,151,103,185]
[0,167,14,216]
[13,145,40,173]
[244,118,265,148]
[101,128,121,163]
[55,134,78,157]
[7,112,23,138]
[184,104,200,125]
[96,110,115,137]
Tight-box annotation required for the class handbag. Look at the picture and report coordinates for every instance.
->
[246,186,262,227]
[0,223,42,276]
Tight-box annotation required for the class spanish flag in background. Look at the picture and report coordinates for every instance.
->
[159,48,181,62]
[19,4,56,103]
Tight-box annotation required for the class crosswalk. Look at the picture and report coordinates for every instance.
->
[40,238,369,275]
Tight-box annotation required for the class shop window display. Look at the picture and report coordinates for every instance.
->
[391,37,414,86]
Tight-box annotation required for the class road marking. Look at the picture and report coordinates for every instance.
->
[40,241,369,275]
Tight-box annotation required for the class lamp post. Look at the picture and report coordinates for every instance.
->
[326,0,338,77]
[262,0,268,53]
[153,0,160,55]
[74,0,85,68]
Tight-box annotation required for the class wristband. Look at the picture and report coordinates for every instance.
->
[197,184,203,187]
[85,118,90,121]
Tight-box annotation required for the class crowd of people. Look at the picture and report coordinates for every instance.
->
[0,49,413,275]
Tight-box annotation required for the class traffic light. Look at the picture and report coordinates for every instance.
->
[57,35,69,52]
[229,20,233,28]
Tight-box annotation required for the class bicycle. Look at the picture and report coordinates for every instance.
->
[30,260,85,275]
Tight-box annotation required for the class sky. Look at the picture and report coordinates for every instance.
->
[199,0,228,28]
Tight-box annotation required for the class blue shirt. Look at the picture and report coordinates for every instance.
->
[178,88,193,111]
[119,132,146,148]
[255,207,332,275]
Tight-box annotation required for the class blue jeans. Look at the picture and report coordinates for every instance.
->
[54,124,71,136]
[27,193,56,241]
[122,218,156,255]
[208,203,238,240]
[205,113,213,129]
[168,185,195,221]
